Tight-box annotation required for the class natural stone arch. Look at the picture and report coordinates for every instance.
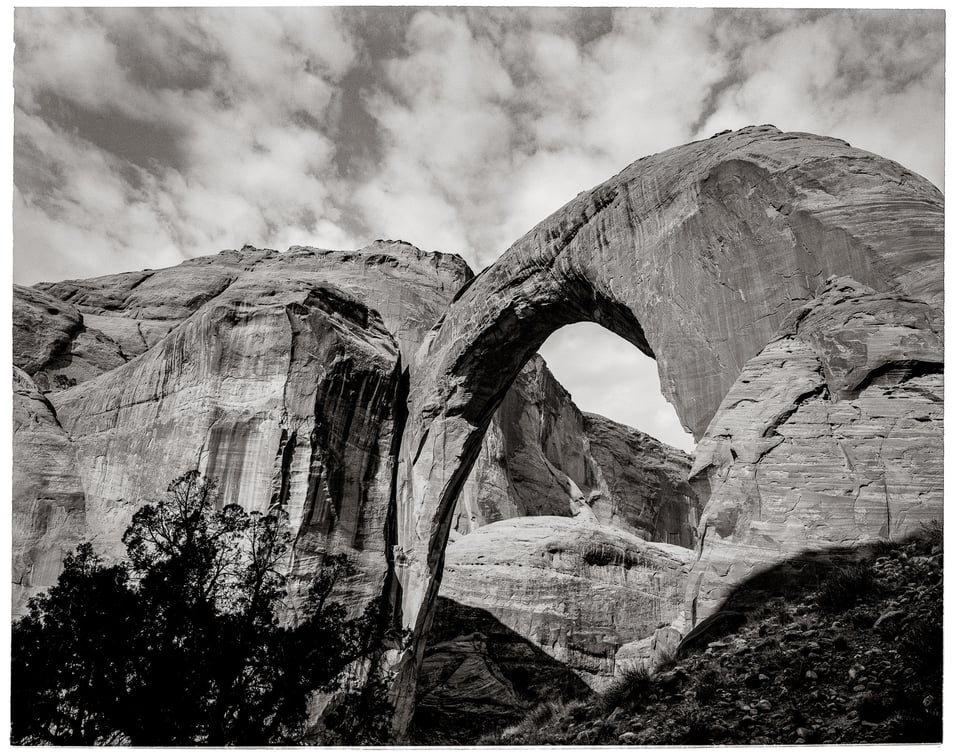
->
[389,126,943,730]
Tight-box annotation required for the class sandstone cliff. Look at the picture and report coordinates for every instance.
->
[13,240,699,620]
[14,242,465,614]
[390,125,942,732]
[685,275,943,623]
[11,126,943,743]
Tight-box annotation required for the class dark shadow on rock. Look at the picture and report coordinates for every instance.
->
[684,531,940,653]
[412,596,591,744]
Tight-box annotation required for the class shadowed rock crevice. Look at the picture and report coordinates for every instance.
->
[413,597,592,743]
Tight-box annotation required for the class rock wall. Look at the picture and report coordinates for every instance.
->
[686,276,943,623]
[391,125,943,732]
[12,367,86,610]
[13,242,472,615]
[434,516,692,680]
[49,277,402,615]
[14,241,699,617]
[584,413,699,547]
[415,515,693,737]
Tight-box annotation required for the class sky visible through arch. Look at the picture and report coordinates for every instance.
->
[13,6,944,444]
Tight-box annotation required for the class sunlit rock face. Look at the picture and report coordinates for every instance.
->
[34,240,472,369]
[12,242,472,616]
[13,240,699,619]
[584,413,700,547]
[12,367,86,612]
[453,356,700,544]
[686,276,943,624]
[48,278,402,616]
[435,516,693,681]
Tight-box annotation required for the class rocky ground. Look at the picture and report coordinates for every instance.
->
[467,524,942,746]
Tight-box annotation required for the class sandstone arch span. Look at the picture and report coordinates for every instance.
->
[390,125,943,729]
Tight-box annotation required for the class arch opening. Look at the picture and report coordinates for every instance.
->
[449,321,699,539]
[538,322,695,454]
[415,323,703,735]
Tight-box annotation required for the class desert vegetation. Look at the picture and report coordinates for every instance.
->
[11,471,398,746]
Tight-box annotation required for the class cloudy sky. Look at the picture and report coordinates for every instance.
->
[13,7,944,451]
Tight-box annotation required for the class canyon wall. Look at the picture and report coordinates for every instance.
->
[391,125,943,731]
[11,126,943,741]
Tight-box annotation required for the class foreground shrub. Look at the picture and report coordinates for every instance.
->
[599,664,654,713]
[815,562,874,613]
[11,471,391,746]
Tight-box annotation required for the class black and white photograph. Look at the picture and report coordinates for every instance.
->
[9,4,945,746]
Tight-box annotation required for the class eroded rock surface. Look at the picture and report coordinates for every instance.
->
[584,414,699,547]
[435,516,693,680]
[47,277,401,616]
[13,242,473,614]
[12,367,86,612]
[14,240,699,618]
[686,276,943,624]
[391,125,943,731]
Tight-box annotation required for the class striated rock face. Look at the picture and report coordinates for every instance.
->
[12,241,476,615]
[391,125,943,730]
[14,239,698,617]
[13,284,126,392]
[12,367,86,611]
[423,516,692,712]
[584,413,699,547]
[453,356,698,542]
[47,277,402,615]
[35,240,472,370]
[685,276,943,624]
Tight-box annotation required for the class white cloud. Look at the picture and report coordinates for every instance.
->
[13,7,944,438]
[538,323,695,453]
[697,10,944,188]
[14,7,360,283]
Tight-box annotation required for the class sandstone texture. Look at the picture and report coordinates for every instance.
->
[13,242,470,615]
[50,278,402,616]
[584,413,699,547]
[417,516,693,727]
[685,276,943,624]
[14,239,698,618]
[477,529,943,746]
[12,367,86,610]
[438,516,692,678]
[392,125,942,730]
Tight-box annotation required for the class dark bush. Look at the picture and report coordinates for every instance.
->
[11,471,392,746]
[599,664,654,713]
[815,563,874,612]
